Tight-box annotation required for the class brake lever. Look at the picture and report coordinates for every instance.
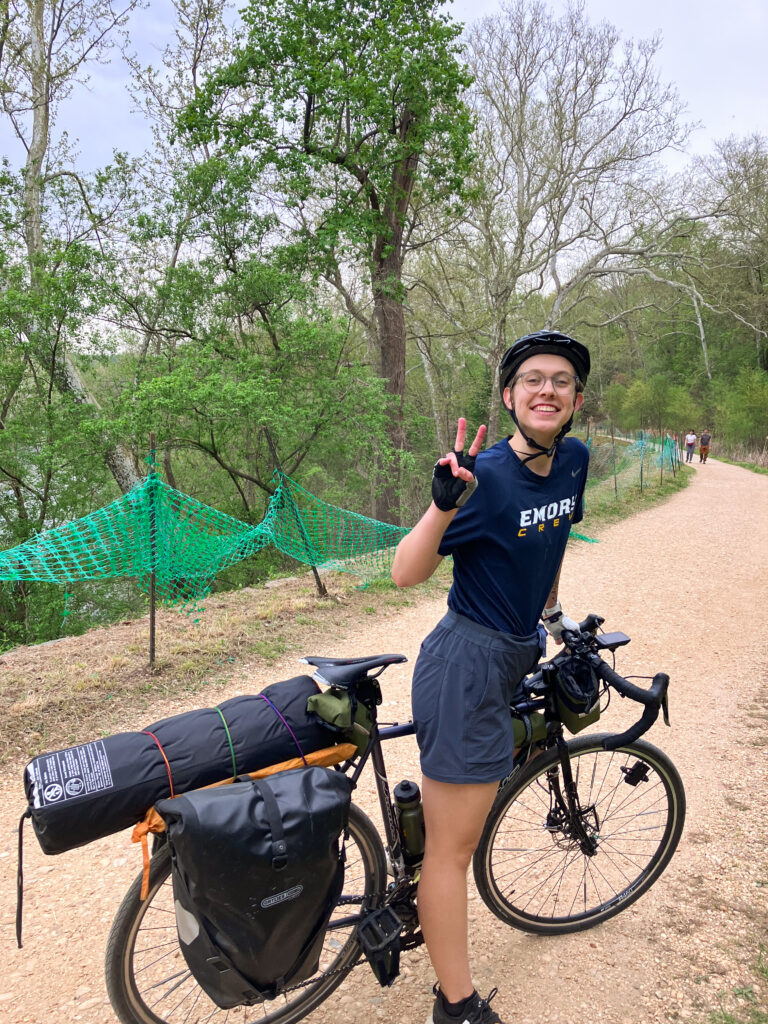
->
[661,690,670,727]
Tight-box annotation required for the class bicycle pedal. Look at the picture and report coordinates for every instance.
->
[357,905,403,988]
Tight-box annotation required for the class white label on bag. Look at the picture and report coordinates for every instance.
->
[30,741,114,808]
[261,885,303,909]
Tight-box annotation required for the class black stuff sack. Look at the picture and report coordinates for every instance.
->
[23,675,339,855]
[556,656,601,734]
[157,766,352,1008]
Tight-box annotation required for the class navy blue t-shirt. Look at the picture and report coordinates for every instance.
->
[437,436,589,636]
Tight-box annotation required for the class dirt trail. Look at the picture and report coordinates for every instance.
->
[1,458,767,1024]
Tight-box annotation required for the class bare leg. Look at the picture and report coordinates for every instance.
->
[418,776,499,1002]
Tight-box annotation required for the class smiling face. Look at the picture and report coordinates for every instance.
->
[503,352,584,448]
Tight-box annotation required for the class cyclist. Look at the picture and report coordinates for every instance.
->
[392,330,590,1024]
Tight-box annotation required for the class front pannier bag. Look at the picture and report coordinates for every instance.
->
[157,766,352,1008]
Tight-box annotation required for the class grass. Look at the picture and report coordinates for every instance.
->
[706,947,768,1024]
[717,457,768,476]
[583,460,692,530]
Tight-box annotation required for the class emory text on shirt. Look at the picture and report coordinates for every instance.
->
[518,496,578,536]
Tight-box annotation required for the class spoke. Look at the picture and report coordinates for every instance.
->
[156,974,207,1015]
[134,938,180,955]
[136,945,185,977]
[180,985,206,1024]
[144,902,176,917]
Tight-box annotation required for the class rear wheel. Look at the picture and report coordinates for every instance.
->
[473,733,686,934]
[106,803,386,1024]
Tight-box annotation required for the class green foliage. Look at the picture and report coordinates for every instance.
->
[4,0,768,651]
[181,0,475,265]
[0,214,125,647]
[177,0,476,515]
[119,309,393,512]
[601,383,628,426]
[607,375,700,436]
[717,369,768,446]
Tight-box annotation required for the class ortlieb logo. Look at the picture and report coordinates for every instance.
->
[261,884,303,909]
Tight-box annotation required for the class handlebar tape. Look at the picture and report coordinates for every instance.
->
[602,704,660,750]
[593,667,669,748]
[595,664,669,706]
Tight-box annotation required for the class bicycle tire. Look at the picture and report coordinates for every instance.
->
[105,802,387,1024]
[473,733,686,935]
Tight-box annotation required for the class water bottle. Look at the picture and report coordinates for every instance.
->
[394,779,425,866]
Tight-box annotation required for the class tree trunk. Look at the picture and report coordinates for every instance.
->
[416,337,449,454]
[21,0,142,495]
[689,281,712,380]
[486,323,509,444]
[372,252,407,524]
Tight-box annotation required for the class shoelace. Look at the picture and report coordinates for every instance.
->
[433,985,502,1024]
[477,988,500,1023]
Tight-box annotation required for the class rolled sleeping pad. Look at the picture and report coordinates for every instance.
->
[23,675,338,855]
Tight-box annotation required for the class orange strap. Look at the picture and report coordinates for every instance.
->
[131,743,356,840]
[139,833,150,900]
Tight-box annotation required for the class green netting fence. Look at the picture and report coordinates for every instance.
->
[582,430,682,508]
[0,471,409,609]
[0,448,613,619]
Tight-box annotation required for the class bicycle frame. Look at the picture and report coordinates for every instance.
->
[519,663,602,856]
[348,720,417,881]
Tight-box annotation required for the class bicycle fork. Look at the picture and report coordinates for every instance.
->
[546,735,600,856]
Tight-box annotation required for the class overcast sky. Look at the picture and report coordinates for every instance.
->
[2,0,766,171]
[453,0,768,161]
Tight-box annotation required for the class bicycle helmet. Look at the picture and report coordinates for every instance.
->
[498,330,590,463]
[498,330,590,397]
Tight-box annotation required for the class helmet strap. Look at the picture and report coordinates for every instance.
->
[508,407,573,464]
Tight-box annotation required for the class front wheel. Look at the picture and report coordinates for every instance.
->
[106,802,387,1024]
[473,733,686,935]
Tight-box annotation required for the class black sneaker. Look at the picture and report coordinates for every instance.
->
[428,986,505,1024]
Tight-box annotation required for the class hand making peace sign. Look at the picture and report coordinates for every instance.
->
[432,418,487,511]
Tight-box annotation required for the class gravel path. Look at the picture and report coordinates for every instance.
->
[1,458,767,1024]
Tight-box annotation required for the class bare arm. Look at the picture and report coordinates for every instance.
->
[541,553,581,645]
[391,418,486,588]
[543,558,564,613]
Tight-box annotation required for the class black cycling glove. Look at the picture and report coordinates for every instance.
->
[431,450,479,511]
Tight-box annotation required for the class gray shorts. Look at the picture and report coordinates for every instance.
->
[411,610,542,784]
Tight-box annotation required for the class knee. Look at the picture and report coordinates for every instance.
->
[424,834,478,872]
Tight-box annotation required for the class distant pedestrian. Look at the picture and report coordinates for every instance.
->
[684,430,696,463]
[699,429,711,463]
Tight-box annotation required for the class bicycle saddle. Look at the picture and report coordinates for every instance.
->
[300,653,407,688]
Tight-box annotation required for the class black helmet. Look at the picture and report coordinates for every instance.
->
[498,331,590,398]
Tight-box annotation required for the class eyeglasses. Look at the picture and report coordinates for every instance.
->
[512,371,579,393]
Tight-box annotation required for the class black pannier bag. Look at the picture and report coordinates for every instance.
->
[157,766,352,1008]
[23,675,339,855]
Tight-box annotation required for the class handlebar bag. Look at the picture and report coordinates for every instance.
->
[156,766,352,1009]
[555,657,601,734]
[23,675,339,855]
